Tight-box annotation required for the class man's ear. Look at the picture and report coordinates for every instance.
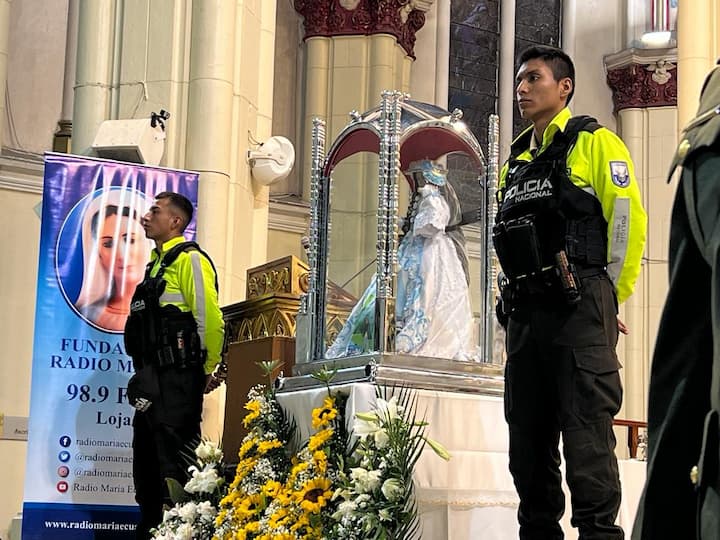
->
[560,77,573,100]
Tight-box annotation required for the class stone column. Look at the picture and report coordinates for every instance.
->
[72,0,115,155]
[294,0,433,294]
[54,0,79,153]
[605,47,678,431]
[185,0,236,288]
[498,0,516,159]
[676,0,720,129]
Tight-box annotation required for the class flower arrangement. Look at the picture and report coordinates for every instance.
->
[213,360,297,539]
[214,365,350,539]
[330,386,450,539]
[150,439,226,540]
[155,362,450,539]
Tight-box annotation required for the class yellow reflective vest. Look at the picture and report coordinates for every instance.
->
[148,235,224,374]
[499,107,647,304]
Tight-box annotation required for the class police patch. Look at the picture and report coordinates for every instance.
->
[609,161,630,187]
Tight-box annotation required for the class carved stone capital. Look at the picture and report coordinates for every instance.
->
[294,0,435,58]
[604,47,678,112]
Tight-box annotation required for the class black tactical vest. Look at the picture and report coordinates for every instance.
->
[493,116,608,280]
[124,241,216,369]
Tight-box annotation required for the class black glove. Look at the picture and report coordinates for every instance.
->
[127,366,159,412]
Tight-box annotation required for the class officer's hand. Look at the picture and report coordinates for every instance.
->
[617,316,629,335]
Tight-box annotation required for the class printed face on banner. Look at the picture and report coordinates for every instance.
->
[56,187,154,333]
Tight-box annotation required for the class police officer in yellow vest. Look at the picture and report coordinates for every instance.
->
[494,45,647,539]
[124,192,224,539]
[632,63,720,540]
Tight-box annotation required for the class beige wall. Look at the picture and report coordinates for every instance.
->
[616,106,678,428]
[0,179,42,538]
[4,1,67,152]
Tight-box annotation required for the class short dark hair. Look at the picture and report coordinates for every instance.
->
[518,45,575,105]
[155,191,194,231]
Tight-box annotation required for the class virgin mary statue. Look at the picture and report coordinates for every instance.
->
[326,159,477,360]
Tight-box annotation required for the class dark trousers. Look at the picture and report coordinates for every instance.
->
[505,274,623,540]
[632,151,720,540]
[132,364,204,539]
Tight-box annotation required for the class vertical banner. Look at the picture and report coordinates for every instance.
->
[22,153,199,539]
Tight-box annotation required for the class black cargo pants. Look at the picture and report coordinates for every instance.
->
[632,150,720,540]
[505,273,623,540]
[132,363,205,539]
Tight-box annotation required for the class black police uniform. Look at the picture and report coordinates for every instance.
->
[124,241,213,539]
[495,118,624,540]
[632,65,720,540]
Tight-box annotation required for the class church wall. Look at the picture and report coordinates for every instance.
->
[0,185,41,538]
[0,1,67,535]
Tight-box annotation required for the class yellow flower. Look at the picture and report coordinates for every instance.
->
[257,439,283,454]
[268,506,291,528]
[237,493,264,519]
[290,513,310,531]
[289,460,310,483]
[311,396,338,429]
[312,450,328,474]
[237,437,257,458]
[243,400,262,428]
[261,479,283,498]
[244,520,260,533]
[308,428,333,452]
[297,477,332,514]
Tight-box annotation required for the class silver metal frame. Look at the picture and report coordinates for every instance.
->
[291,94,502,394]
[483,115,500,361]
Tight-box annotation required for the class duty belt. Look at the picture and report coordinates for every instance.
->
[503,265,606,305]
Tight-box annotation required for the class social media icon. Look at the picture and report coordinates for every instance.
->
[57,466,70,478]
[57,481,68,493]
[58,451,71,463]
[59,436,72,448]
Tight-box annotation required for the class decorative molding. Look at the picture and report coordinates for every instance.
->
[604,47,678,112]
[268,198,310,234]
[0,148,45,195]
[294,0,435,58]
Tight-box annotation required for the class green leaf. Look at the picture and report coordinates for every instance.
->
[165,477,190,504]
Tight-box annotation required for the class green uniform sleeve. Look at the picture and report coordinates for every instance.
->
[177,251,225,374]
[587,128,647,304]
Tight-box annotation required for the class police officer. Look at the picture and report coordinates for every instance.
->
[494,45,647,539]
[124,191,224,539]
[632,64,720,540]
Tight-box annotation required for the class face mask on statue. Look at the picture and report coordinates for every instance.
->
[405,159,448,188]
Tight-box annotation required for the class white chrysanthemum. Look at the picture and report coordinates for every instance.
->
[332,499,358,520]
[195,440,223,464]
[177,502,197,523]
[350,468,382,493]
[381,478,403,502]
[196,501,217,522]
[175,522,195,540]
[184,464,221,493]
[374,428,390,448]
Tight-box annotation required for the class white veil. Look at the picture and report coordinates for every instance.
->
[75,188,154,312]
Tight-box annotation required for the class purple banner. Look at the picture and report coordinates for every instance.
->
[22,153,199,539]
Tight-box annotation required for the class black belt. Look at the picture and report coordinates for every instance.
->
[505,265,606,302]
